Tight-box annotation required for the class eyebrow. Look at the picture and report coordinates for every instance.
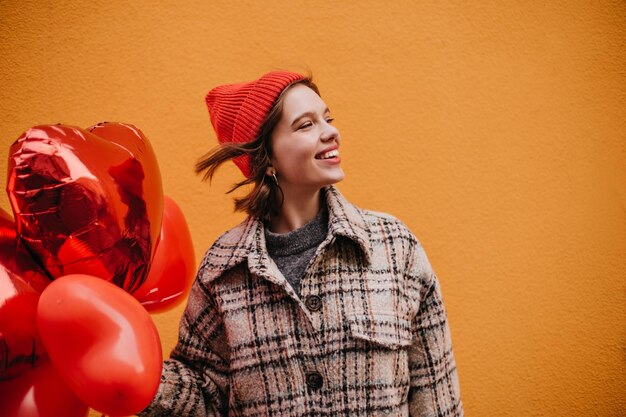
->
[290,107,331,127]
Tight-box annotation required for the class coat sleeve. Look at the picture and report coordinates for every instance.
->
[137,273,230,417]
[405,240,464,416]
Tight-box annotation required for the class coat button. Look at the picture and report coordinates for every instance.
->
[305,371,323,389]
[305,295,322,311]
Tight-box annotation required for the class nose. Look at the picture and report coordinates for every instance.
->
[320,121,340,142]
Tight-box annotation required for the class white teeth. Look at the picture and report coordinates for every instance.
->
[317,149,339,159]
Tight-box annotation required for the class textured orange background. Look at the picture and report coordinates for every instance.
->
[1,1,624,416]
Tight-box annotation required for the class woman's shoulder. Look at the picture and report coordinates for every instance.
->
[356,206,434,296]
[195,216,256,283]
[212,217,253,246]
[356,206,421,245]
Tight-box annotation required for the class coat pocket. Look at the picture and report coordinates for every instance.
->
[346,312,414,350]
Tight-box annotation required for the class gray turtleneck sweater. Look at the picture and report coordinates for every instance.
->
[264,200,329,298]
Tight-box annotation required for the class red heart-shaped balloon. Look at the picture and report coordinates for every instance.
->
[0,208,50,380]
[6,123,163,294]
[86,121,163,260]
[0,358,88,417]
[37,274,162,416]
[133,195,195,313]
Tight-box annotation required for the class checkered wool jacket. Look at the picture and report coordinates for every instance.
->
[139,185,463,417]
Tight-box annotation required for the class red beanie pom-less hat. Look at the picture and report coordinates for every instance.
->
[205,70,306,178]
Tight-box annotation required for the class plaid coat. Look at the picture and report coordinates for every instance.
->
[139,185,463,417]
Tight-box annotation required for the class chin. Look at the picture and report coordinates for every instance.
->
[324,173,345,186]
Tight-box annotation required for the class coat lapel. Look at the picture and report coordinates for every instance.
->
[324,184,372,265]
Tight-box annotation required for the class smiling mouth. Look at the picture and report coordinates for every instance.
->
[315,149,339,160]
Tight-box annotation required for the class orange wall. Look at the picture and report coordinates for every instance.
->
[1,1,624,416]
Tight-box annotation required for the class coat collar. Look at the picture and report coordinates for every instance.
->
[200,184,371,284]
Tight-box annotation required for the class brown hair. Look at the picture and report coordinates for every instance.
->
[195,77,321,222]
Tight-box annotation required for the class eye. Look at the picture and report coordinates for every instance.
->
[298,121,312,130]
[325,117,335,124]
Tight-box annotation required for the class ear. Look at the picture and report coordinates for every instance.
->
[265,166,275,176]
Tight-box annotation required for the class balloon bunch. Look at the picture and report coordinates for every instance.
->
[0,123,196,417]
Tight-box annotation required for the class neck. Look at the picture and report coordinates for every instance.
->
[268,185,324,234]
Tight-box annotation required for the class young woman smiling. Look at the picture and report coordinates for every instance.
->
[138,70,463,417]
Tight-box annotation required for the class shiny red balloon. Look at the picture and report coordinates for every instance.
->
[6,123,163,294]
[0,359,88,417]
[86,121,163,260]
[133,196,195,313]
[0,208,50,380]
[37,274,162,416]
[0,208,50,293]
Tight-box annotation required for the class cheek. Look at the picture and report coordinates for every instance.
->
[274,143,315,170]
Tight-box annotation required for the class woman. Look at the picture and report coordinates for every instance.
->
[139,70,463,417]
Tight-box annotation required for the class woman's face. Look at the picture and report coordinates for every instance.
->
[269,84,344,192]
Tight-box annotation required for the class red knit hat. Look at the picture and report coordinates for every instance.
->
[205,70,306,178]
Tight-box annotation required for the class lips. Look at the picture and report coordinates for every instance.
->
[315,145,338,159]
